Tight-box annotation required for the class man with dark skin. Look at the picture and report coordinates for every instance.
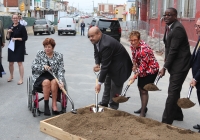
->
[159,8,191,124]
[88,27,132,110]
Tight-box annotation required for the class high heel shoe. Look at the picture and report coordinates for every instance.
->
[52,109,60,115]
[134,107,148,114]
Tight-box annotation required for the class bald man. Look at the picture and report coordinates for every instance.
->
[88,27,132,109]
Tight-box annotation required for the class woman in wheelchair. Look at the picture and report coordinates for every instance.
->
[31,38,65,116]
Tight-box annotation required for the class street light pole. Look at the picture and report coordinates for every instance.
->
[92,1,94,16]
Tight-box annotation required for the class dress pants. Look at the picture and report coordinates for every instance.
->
[162,71,189,124]
[196,84,200,105]
[101,75,123,110]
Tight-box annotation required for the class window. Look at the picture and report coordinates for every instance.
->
[177,0,196,18]
[162,0,174,15]
[150,0,158,18]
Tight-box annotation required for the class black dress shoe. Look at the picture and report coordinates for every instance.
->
[25,53,28,55]
[193,124,200,129]
[174,118,183,121]
[98,102,108,107]
[134,107,148,114]
[52,109,60,115]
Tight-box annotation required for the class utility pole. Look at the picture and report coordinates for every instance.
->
[92,1,94,16]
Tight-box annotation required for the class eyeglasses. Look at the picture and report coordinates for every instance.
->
[163,14,175,17]
[129,39,139,42]
[194,24,200,29]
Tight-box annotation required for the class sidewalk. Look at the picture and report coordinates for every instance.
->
[120,37,193,83]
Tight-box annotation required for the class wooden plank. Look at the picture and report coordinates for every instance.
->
[40,119,86,140]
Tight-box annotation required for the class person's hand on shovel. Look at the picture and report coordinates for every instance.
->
[190,79,197,87]
[93,64,100,72]
[44,65,51,71]
[95,82,101,93]
[159,68,166,77]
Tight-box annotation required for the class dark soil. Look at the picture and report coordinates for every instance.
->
[143,83,160,91]
[177,98,195,109]
[46,106,200,140]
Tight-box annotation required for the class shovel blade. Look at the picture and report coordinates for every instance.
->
[143,83,160,91]
[91,107,104,113]
[112,96,130,103]
[177,98,195,109]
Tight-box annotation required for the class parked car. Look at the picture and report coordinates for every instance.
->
[88,18,121,42]
[57,17,76,36]
[33,19,55,36]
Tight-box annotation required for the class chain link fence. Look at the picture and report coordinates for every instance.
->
[120,20,165,53]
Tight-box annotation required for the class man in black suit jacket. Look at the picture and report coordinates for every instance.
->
[159,8,191,124]
[191,18,200,132]
[88,27,132,109]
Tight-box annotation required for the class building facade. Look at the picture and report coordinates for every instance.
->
[138,0,199,46]
[98,3,114,15]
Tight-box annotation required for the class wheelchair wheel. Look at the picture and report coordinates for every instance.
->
[27,76,33,111]
[32,108,36,117]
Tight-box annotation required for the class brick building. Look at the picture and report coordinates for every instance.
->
[98,3,114,15]
[137,0,200,46]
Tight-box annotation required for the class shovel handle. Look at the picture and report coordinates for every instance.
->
[154,75,161,85]
[187,86,193,98]
[47,69,67,94]
[128,79,134,86]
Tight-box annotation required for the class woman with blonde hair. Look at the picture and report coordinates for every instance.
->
[6,13,27,84]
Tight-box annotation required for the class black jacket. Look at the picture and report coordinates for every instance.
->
[80,23,85,29]
[94,34,133,86]
[163,20,191,74]
[191,39,200,86]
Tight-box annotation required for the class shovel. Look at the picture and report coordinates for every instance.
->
[177,86,195,109]
[143,75,161,91]
[91,72,104,113]
[47,69,77,114]
[112,79,134,103]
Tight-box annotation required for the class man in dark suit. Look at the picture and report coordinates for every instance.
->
[191,18,200,132]
[159,8,191,124]
[88,27,132,109]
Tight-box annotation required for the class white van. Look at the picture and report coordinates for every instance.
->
[57,17,76,36]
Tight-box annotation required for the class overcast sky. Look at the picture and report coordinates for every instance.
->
[65,0,126,13]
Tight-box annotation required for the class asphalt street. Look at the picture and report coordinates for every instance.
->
[0,21,200,139]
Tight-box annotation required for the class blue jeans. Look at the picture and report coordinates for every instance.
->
[81,28,85,35]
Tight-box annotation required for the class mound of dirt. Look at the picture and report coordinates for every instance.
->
[46,106,200,140]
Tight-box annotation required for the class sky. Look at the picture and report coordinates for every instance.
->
[65,0,126,13]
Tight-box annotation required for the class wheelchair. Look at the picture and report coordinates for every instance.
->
[27,76,76,117]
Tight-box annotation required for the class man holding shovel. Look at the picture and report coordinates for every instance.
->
[159,8,191,125]
[191,18,200,132]
[88,27,132,110]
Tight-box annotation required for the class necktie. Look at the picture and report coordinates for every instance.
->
[166,27,170,36]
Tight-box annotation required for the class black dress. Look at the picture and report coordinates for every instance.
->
[33,62,54,90]
[7,23,27,62]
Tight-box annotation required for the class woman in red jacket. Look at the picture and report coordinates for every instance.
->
[129,31,159,117]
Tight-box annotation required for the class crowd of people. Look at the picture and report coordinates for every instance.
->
[0,7,200,132]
